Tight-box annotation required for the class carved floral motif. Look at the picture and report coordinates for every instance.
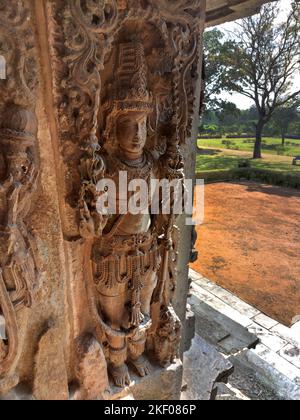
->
[0,0,38,111]
[50,0,118,144]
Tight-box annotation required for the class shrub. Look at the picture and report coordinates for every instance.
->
[222,140,235,149]
[238,160,251,168]
[196,168,300,189]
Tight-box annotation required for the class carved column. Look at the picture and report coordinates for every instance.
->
[0,0,206,400]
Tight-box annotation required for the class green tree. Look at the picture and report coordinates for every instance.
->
[203,28,237,110]
[227,2,300,158]
[289,112,300,136]
[272,103,300,146]
[216,102,241,127]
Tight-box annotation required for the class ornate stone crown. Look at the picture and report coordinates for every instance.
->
[103,42,153,117]
[102,42,154,148]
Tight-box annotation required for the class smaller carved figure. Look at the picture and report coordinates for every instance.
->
[153,305,181,368]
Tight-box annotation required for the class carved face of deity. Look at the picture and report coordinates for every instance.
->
[116,113,147,160]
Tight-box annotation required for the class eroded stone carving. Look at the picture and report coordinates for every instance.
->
[153,306,181,368]
[0,0,39,384]
[51,0,118,144]
[0,105,39,378]
[0,0,38,111]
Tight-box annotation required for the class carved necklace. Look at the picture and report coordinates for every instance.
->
[109,151,154,183]
[119,154,145,168]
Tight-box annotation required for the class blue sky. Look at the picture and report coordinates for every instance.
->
[217,0,300,109]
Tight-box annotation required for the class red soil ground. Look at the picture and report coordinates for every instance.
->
[191,181,300,327]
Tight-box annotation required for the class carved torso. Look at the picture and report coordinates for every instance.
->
[101,150,158,237]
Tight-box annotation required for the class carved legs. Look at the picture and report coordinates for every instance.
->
[128,333,151,378]
[98,269,158,387]
[107,337,130,388]
[108,331,151,386]
[126,271,156,378]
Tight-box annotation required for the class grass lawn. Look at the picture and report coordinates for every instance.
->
[198,137,300,157]
[196,149,300,174]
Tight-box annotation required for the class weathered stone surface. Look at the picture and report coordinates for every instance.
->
[182,304,196,352]
[231,348,300,400]
[33,328,69,401]
[192,282,253,328]
[253,313,279,330]
[216,382,250,401]
[74,334,110,400]
[248,323,288,353]
[279,344,300,370]
[0,383,32,401]
[181,334,233,400]
[190,269,260,319]
[190,295,259,355]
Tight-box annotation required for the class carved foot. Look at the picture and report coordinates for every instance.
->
[109,363,131,388]
[129,355,151,378]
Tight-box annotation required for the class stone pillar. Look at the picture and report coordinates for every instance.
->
[0,0,207,400]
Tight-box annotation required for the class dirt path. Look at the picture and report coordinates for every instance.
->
[191,181,300,326]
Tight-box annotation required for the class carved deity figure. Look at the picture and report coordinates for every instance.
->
[0,106,38,376]
[79,43,183,388]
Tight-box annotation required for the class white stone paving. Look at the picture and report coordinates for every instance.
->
[248,322,289,353]
[189,268,300,384]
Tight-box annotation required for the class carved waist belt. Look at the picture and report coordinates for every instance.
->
[94,246,161,289]
[94,239,161,328]
[99,232,157,254]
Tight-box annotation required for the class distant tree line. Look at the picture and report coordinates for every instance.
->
[202,1,300,157]
[200,104,300,144]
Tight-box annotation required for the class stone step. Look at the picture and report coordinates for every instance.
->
[190,294,300,399]
[230,347,300,400]
[190,269,261,320]
[189,270,300,400]
[189,294,259,355]
[191,281,253,328]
